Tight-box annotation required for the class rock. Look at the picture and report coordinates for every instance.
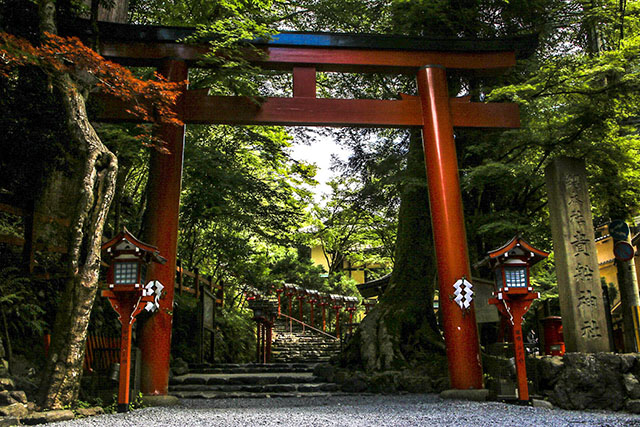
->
[141,395,179,407]
[397,372,433,394]
[341,372,369,393]
[532,398,554,409]
[171,358,189,376]
[333,370,349,384]
[313,364,335,382]
[624,373,640,399]
[21,409,74,425]
[369,371,398,393]
[0,403,28,418]
[0,417,20,427]
[537,356,564,388]
[626,399,640,414]
[619,354,638,373]
[0,393,17,407]
[432,376,450,393]
[9,356,34,378]
[550,353,625,411]
[0,379,14,392]
[8,392,26,405]
[10,378,36,398]
[76,406,105,417]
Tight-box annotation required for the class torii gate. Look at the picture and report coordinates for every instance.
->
[85,20,534,396]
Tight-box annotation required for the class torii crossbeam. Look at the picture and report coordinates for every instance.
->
[74,19,535,396]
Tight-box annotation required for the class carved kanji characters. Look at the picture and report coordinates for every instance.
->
[571,231,591,256]
[573,263,594,283]
[569,207,587,227]
[577,289,598,309]
[580,320,602,339]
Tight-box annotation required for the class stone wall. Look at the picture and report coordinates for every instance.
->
[532,352,640,412]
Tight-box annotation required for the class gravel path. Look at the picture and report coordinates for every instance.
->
[48,394,640,427]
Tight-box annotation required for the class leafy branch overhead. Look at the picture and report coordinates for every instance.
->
[0,31,186,151]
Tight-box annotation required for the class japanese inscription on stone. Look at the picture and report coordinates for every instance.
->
[545,157,610,352]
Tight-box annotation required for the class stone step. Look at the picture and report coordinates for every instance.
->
[272,340,338,344]
[271,347,339,352]
[171,391,352,399]
[266,319,342,365]
[171,373,321,386]
[172,361,344,400]
[170,383,339,393]
[188,363,317,374]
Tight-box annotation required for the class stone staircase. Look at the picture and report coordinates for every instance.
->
[270,317,341,364]
[169,319,344,399]
[169,362,341,399]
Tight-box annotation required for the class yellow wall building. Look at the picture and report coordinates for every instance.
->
[309,245,378,284]
[595,227,619,304]
[595,224,640,351]
[596,225,640,306]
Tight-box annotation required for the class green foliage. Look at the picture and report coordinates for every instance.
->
[487,0,640,222]
[171,293,256,364]
[308,176,395,277]
[0,267,46,339]
[267,250,327,289]
[213,307,256,364]
[101,392,146,413]
[176,123,316,295]
[128,392,146,411]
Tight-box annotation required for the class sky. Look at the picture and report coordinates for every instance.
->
[290,131,351,201]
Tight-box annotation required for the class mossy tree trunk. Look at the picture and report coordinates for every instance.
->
[341,130,444,372]
[36,0,118,409]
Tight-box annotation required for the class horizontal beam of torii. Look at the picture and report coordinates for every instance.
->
[71,20,533,128]
[94,90,520,128]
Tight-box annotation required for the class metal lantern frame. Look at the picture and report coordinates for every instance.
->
[103,228,167,291]
[486,236,548,297]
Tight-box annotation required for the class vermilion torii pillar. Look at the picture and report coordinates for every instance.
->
[417,65,482,389]
[139,59,188,396]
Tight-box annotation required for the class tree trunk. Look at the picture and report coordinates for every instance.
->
[37,0,118,409]
[341,130,444,372]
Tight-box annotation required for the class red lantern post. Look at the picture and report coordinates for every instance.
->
[307,290,319,327]
[330,294,344,339]
[319,294,329,331]
[363,299,377,314]
[296,286,306,322]
[344,296,358,335]
[483,236,549,403]
[283,283,295,332]
[275,287,284,316]
[101,229,166,412]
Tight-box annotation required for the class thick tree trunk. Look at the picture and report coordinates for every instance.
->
[341,130,444,372]
[37,0,118,409]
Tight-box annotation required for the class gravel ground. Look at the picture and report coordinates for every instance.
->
[48,394,640,427]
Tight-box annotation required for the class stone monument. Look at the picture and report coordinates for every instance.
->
[545,157,611,352]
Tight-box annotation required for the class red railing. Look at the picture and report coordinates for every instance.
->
[278,311,338,341]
